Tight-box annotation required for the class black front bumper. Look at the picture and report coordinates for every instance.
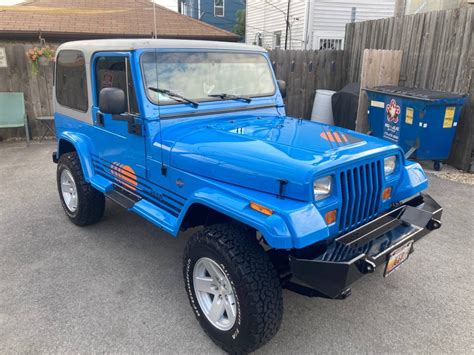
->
[289,193,442,298]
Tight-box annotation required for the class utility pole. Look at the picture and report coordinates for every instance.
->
[284,0,291,50]
[177,0,182,14]
[153,0,157,38]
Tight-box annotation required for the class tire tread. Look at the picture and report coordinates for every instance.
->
[184,224,283,353]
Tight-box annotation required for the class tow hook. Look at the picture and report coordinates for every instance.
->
[363,259,376,274]
[52,151,58,163]
[427,218,442,231]
[337,288,352,299]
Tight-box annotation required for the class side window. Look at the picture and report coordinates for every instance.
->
[95,56,139,114]
[56,50,88,112]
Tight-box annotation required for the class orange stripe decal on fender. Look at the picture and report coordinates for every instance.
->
[110,162,138,191]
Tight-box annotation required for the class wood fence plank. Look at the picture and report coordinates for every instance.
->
[356,49,402,133]
[454,6,473,92]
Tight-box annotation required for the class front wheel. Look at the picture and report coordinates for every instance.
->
[183,224,283,353]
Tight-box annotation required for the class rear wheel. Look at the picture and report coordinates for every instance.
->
[183,224,283,353]
[57,152,105,226]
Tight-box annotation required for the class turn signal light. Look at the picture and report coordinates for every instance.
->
[250,202,273,216]
[382,187,392,201]
[325,209,337,225]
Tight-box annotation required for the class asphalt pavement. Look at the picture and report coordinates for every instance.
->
[0,141,472,353]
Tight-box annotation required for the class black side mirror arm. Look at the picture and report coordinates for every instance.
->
[277,80,286,99]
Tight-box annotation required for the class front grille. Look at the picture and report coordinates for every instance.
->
[339,160,383,234]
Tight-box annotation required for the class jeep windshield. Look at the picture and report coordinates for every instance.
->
[141,52,276,105]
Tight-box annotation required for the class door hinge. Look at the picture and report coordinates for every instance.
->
[128,120,143,135]
[96,112,104,126]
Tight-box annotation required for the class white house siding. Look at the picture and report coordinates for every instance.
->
[246,0,395,50]
[311,0,395,49]
[246,0,308,50]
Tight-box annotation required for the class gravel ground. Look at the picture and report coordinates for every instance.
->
[0,141,473,354]
[420,160,474,185]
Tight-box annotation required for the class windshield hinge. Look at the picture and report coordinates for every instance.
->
[161,165,167,176]
[277,179,288,198]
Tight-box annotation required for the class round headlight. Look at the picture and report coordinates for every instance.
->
[313,176,332,201]
[384,155,397,176]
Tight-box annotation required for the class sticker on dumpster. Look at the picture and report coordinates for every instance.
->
[383,99,401,143]
[443,106,455,128]
[371,100,385,108]
[406,107,413,125]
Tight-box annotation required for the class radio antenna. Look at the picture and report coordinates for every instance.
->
[153,1,157,38]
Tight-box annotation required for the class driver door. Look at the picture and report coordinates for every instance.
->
[91,52,147,192]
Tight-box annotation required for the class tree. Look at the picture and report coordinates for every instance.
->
[232,9,245,40]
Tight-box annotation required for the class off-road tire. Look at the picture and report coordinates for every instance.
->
[183,224,283,354]
[57,152,105,226]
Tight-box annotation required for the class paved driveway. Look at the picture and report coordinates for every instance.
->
[0,142,472,353]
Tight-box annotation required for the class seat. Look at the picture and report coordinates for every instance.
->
[0,92,30,144]
[35,116,55,141]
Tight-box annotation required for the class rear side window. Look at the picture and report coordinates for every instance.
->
[56,50,88,112]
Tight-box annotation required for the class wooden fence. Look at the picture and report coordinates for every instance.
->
[0,41,56,140]
[268,49,345,119]
[344,7,473,170]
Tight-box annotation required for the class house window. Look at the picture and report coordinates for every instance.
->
[214,0,224,17]
[319,38,343,50]
[274,31,282,49]
[56,50,88,112]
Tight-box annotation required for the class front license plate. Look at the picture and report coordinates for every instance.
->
[384,241,413,277]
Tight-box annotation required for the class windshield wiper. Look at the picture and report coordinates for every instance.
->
[208,93,252,103]
[148,87,199,108]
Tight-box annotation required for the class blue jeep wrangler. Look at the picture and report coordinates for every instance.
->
[52,39,442,353]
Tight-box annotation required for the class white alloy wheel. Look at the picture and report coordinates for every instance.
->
[193,257,237,331]
[60,169,78,212]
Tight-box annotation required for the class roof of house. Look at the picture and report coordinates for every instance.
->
[58,39,265,60]
[0,0,239,41]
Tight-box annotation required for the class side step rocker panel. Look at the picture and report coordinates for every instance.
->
[102,183,179,236]
[105,186,140,209]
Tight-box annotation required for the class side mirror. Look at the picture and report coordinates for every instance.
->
[99,87,126,114]
[277,80,286,99]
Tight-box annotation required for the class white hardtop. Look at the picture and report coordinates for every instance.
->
[57,38,267,61]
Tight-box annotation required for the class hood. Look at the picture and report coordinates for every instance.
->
[167,115,398,200]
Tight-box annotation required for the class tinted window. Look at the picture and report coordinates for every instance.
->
[56,50,88,112]
[95,56,139,114]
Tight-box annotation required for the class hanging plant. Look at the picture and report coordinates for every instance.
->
[27,46,55,75]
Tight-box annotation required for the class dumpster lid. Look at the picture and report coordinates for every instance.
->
[367,86,467,101]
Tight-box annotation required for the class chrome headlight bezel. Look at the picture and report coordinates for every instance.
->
[313,175,333,201]
[384,155,397,176]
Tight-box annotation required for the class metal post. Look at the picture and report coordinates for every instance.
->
[284,0,291,50]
